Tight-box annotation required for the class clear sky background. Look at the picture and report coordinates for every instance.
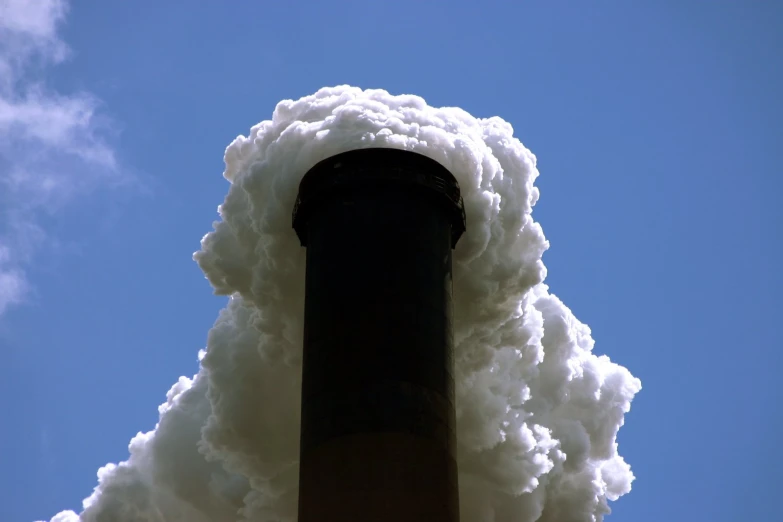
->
[1,1,781,521]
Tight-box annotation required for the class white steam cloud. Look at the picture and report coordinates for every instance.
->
[45,86,641,522]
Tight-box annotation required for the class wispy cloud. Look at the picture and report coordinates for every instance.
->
[0,0,121,315]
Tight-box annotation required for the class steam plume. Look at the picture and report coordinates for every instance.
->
[45,86,641,522]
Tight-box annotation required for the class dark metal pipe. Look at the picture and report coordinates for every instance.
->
[293,148,465,522]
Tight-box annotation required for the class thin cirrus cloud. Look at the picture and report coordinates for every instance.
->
[0,0,119,315]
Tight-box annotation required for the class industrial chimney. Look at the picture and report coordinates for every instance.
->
[292,148,466,522]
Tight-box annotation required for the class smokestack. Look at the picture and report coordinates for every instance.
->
[292,148,467,522]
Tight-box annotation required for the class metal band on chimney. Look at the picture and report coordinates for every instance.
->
[292,148,466,248]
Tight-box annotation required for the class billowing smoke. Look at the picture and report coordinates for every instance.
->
[45,86,641,522]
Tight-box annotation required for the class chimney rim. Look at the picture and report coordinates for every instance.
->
[292,148,466,248]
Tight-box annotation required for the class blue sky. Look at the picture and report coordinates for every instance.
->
[1,1,781,521]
